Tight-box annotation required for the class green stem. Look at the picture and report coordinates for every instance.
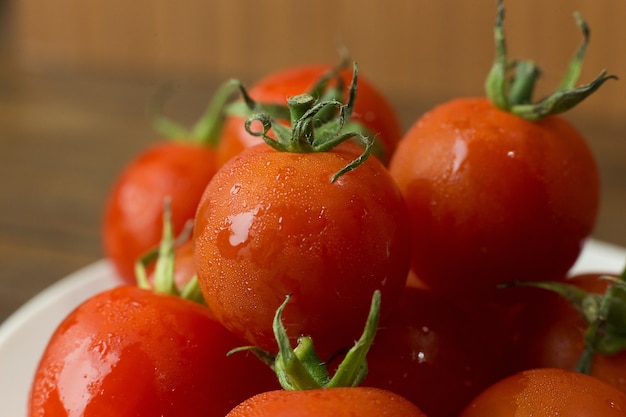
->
[229,290,382,390]
[484,0,509,110]
[241,62,372,182]
[133,198,205,305]
[189,80,239,146]
[147,80,238,146]
[484,0,617,120]
[273,295,325,390]
[327,290,380,387]
[574,346,594,374]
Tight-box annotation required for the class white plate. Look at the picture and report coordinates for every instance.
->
[1,240,625,417]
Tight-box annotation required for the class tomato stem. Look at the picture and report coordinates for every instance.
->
[485,0,617,121]
[228,290,382,390]
[239,62,373,182]
[504,277,626,373]
[147,80,238,146]
[134,198,205,305]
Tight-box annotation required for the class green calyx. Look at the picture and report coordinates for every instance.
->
[225,56,351,123]
[234,62,373,182]
[504,266,626,375]
[485,0,618,121]
[147,79,239,146]
[228,290,382,390]
[135,198,205,304]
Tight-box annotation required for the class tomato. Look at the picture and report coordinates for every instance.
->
[194,138,411,357]
[388,2,614,299]
[28,285,280,417]
[103,82,236,284]
[216,63,402,167]
[504,272,626,393]
[103,141,217,283]
[363,286,500,417]
[390,97,599,297]
[225,387,426,417]
[460,368,626,416]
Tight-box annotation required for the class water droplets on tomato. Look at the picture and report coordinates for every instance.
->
[451,137,468,174]
[226,206,261,246]
[230,183,242,195]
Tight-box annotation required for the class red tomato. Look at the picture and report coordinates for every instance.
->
[225,387,426,417]
[193,142,412,358]
[460,368,626,416]
[29,285,280,417]
[389,96,599,298]
[504,272,626,393]
[363,286,500,417]
[103,141,217,283]
[216,64,402,167]
[389,1,612,301]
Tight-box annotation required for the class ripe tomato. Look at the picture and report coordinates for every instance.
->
[388,2,612,298]
[103,141,217,283]
[103,82,236,284]
[389,97,599,296]
[216,63,402,167]
[193,140,412,358]
[504,272,626,393]
[28,285,280,417]
[363,286,500,417]
[460,368,626,416]
[225,387,426,417]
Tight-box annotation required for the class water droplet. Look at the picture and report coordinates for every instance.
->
[230,183,242,195]
[452,137,468,174]
[227,206,260,246]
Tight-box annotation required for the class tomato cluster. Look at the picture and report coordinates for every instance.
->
[28,1,626,416]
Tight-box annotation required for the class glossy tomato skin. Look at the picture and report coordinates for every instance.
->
[363,286,500,417]
[29,285,280,417]
[216,64,402,167]
[389,97,599,298]
[193,143,412,358]
[460,368,626,417]
[225,387,426,417]
[103,141,217,283]
[505,273,626,393]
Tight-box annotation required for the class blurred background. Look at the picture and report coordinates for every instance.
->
[1,0,625,322]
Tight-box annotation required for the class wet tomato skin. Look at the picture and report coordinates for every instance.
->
[193,143,412,358]
[363,286,500,417]
[28,285,280,417]
[389,97,600,298]
[225,387,427,417]
[217,64,402,167]
[103,141,218,284]
[460,367,626,417]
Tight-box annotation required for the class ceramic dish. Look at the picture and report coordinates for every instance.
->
[1,239,625,416]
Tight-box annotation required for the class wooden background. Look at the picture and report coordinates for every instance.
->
[9,0,626,121]
[1,0,625,323]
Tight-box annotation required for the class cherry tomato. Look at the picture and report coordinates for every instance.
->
[388,1,611,299]
[193,141,412,358]
[363,286,500,417]
[216,64,402,167]
[103,141,217,283]
[225,387,426,417]
[390,97,599,297]
[28,285,280,417]
[102,81,236,284]
[460,368,626,416]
